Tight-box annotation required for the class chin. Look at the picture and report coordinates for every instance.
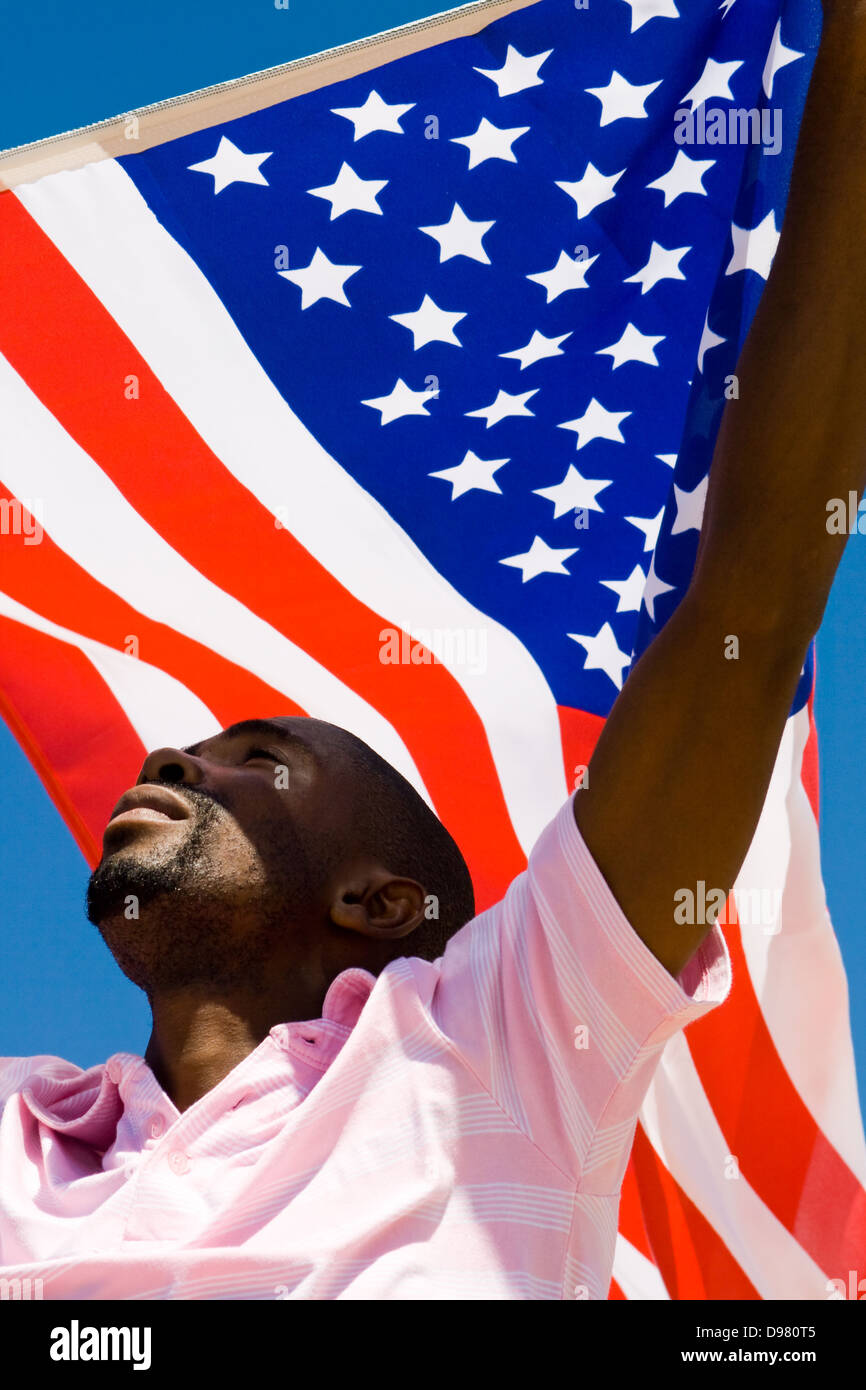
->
[86,851,171,927]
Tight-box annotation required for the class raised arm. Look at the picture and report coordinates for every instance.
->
[574,2,866,977]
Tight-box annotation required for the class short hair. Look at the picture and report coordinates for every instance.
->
[336,729,476,963]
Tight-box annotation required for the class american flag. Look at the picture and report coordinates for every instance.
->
[1,0,864,1298]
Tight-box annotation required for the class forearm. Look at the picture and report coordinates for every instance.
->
[693,6,866,635]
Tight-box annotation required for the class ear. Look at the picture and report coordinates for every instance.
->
[329,870,428,940]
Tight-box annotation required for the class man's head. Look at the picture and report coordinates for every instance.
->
[86,717,475,1002]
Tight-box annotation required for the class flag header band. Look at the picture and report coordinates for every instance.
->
[0,0,538,190]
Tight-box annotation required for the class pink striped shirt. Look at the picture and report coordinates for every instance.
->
[0,795,730,1300]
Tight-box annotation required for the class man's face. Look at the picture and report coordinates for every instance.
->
[86,718,351,996]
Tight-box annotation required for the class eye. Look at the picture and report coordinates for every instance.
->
[244,747,281,763]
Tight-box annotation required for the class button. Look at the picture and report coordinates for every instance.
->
[167,1150,190,1176]
[124,1162,137,1180]
[106,1060,122,1084]
[148,1114,165,1139]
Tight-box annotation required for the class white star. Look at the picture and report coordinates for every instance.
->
[474,44,552,97]
[451,117,529,169]
[501,535,577,582]
[500,329,571,370]
[601,564,647,613]
[763,21,803,98]
[187,136,272,194]
[585,71,662,126]
[656,453,677,468]
[390,294,465,349]
[307,162,388,219]
[596,322,663,370]
[618,0,680,31]
[428,450,508,500]
[555,162,625,219]
[277,248,361,309]
[466,387,538,428]
[671,475,708,534]
[534,465,612,518]
[696,311,726,373]
[681,57,743,108]
[362,378,435,424]
[647,150,714,207]
[568,622,632,690]
[642,551,675,620]
[624,241,690,294]
[625,507,664,552]
[331,90,415,140]
[719,0,737,14]
[527,249,599,302]
[429,450,508,500]
[558,398,631,449]
[420,203,495,264]
[725,211,780,280]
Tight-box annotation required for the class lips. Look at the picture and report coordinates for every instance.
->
[108,785,193,826]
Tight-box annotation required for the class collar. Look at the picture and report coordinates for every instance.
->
[20,967,378,1139]
[269,967,377,1069]
[320,966,376,1027]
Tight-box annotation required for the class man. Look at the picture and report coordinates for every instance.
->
[1,0,864,1300]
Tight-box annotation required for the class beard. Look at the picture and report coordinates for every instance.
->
[86,789,312,997]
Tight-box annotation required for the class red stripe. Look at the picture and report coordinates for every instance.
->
[631,1124,760,1300]
[557,704,605,793]
[0,483,307,729]
[685,899,866,1277]
[0,618,145,866]
[619,1155,656,1265]
[802,680,820,821]
[609,1155,663,1298]
[0,191,524,912]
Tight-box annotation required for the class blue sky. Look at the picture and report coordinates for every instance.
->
[1,0,863,1123]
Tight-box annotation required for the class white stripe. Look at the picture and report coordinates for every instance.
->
[612,1235,670,1300]
[14,160,568,854]
[0,351,432,804]
[640,1033,832,1297]
[733,707,866,1187]
[0,590,219,752]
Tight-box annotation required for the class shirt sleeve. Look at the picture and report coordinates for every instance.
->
[430,791,731,1188]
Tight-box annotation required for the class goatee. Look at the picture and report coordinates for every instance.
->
[85,794,291,995]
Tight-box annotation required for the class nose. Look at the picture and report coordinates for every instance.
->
[137,746,205,788]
